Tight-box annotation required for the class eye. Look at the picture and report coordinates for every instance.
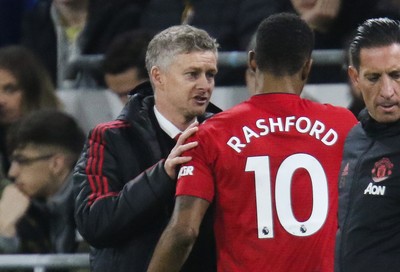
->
[206,71,216,80]
[366,74,379,83]
[186,71,198,79]
[2,84,20,94]
[389,71,400,80]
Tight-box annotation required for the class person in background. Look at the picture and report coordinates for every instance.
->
[0,45,60,175]
[79,0,144,54]
[287,0,400,83]
[21,0,89,88]
[74,25,220,272]
[0,109,85,253]
[335,17,400,272]
[147,13,357,272]
[139,0,285,86]
[103,30,151,104]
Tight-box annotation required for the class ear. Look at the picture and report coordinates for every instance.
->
[48,154,65,176]
[150,66,163,87]
[301,59,313,81]
[348,65,360,88]
[248,50,257,72]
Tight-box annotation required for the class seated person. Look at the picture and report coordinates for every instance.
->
[102,30,151,104]
[0,109,85,253]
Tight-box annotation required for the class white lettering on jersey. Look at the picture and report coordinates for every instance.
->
[364,182,386,195]
[178,166,194,179]
[243,126,260,143]
[226,116,339,153]
[227,137,246,153]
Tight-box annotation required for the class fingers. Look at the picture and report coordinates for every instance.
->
[165,141,198,177]
[169,155,193,167]
[165,121,200,179]
[177,141,198,154]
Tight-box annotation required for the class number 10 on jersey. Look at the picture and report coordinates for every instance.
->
[245,154,328,239]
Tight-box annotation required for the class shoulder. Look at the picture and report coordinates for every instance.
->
[302,99,357,120]
[88,120,131,140]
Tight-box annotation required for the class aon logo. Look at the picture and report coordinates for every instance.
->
[178,166,194,178]
[364,182,386,195]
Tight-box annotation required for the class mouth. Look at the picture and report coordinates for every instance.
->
[193,95,209,105]
[378,103,398,112]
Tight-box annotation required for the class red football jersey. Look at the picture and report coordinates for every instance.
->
[176,94,358,272]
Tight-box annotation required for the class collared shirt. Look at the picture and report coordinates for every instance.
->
[153,106,182,139]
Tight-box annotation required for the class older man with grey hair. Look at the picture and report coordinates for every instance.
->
[74,25,220,272]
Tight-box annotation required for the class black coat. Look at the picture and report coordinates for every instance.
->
[74,82,219,272]
[335,109,400,272]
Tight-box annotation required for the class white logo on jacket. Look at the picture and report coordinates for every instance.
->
[364,182,386,195]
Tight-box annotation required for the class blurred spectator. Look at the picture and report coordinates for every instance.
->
[140,0,285,86]
[286,0,400,83]
[79,0,144,55]
[0,0,36,46]
[0,45,61,175]
[0,109,85,254]
[21,0,89,88]
[103,30,151,104]
[50,0,145,89]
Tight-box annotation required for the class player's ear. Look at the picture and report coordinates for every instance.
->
[301,59,313,81]
[248,50,257,72]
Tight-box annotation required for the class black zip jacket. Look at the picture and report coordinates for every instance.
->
[73,82,219,272]
[335,109,400,272]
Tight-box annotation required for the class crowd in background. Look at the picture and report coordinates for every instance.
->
[1,0,399,88]
[0,0,398,270]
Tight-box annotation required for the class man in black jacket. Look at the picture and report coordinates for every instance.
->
[0,109,85,254]
[335,18,400,272]
[73,25,219,272]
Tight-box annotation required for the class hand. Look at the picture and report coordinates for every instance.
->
[293,0,341,32]
[164,122,199,179]
[0,184,30,237]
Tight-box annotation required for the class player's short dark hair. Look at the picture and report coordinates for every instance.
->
[8,109,85,156]
[103,30,152,80]
[349,17,400,70]
[255,12,314,76]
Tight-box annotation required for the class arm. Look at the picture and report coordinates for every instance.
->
[74,122,199,248]
[147,195,210,272]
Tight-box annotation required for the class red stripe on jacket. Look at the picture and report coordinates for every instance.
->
[86,120,130,205]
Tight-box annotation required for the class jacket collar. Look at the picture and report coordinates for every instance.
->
[359,108,400,138]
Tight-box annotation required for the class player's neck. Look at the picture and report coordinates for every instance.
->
[255,73,304,95]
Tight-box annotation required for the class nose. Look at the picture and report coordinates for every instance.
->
[380,75,395,99]
[197,73,214,92]
[8,161,20,181]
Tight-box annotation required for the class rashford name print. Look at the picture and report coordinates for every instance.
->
[227,116,338,153]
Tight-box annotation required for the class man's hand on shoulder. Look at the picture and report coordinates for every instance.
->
[164,122,199,180]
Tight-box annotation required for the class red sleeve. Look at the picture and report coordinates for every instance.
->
[176,130,215,203]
